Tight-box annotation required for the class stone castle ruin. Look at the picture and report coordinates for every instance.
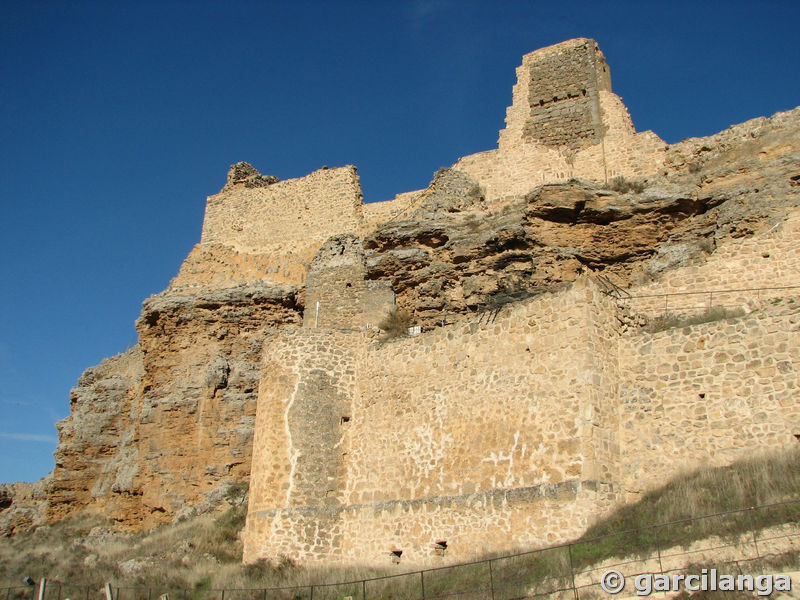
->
[4,38,799,569]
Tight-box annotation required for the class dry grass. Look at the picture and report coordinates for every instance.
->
[2,451,799,597]
[574,448,800,566]
[378,308,412,341]
[645,306,745,333]
[608,176,646,194]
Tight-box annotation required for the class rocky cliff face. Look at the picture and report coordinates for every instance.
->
[47,348,143,525]
[0,479,49,536]
[8,101,798,533]
[43,284,301,530]
[365,108,800,328]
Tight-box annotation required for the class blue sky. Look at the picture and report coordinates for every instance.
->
[1,0,799,484]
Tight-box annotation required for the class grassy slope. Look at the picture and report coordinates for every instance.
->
[1,450,798,595]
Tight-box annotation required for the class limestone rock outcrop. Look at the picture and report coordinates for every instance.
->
[47,284,301,529]
[0,479,49,536]
[363,105,800,328]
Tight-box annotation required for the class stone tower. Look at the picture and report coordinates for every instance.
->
[500,38,613,151]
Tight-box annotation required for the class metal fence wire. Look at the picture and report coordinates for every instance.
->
[618,284,800,316]
[4,499,800,600]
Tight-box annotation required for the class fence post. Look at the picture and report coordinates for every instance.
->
[220,590,225,600]
[420,571,425,600]
[262,589,266,600]
[746,507,763,568]
[362,579,366,600]
[488,560,496,600]
[654,525,664,574]
[567,544,579,600]
[310,585,314,600]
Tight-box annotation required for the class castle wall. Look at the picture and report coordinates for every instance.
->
[626,209,800,316]
[456,38,666,202]
[245,329,360,561]
[200,165,363,258]
[618,307,800,500]
[245,267,800,567]
[360,190,423,234]
[301,234,394,330]
[517,38,610,150]
[244,279,622,566]
[455,92,665,202]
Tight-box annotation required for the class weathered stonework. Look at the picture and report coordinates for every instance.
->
[245,278,622,566]
[244,272,800,567]
[454,39,667,202]
[37,38,800,570]
[302,234,394,330]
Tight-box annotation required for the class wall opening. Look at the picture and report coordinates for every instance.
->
[390,549,403,564]
[434,541,448,557]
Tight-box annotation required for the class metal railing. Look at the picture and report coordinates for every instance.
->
[6,499,800,600]
[618,284,800,316]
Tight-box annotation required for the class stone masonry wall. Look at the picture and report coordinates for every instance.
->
[245,270,800,567]
[626,208,800,317]
[244,279,622,567]
[519,38,610,150]
[245,328,361,562]
[455,38,666,202]
[618,305,800,501]
[302,234,395,330]
[201,166,363,255]
[360,191,422,235]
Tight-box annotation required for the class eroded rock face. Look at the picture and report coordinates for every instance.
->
[46,284,302,529]
[362,110,800,328]
[129,283,301,528]
[0,479,50,535]
[47,348,143,524]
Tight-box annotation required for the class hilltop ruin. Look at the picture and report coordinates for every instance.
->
[3,39,799,569]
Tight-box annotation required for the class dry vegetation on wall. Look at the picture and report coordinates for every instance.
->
[644,306,747,333]
[378,308,411,340]
[2,450,799,596]
[607,175,646,194]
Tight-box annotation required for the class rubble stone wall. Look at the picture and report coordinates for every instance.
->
[244,279,622,566]
[200,166,363,256]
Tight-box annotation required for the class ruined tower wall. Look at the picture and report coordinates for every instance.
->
[200,166,363,255]
[456,38,666,202]
[301,234,395,330]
